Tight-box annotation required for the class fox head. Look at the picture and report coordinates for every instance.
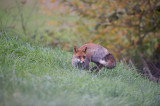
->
[73,46,87,64]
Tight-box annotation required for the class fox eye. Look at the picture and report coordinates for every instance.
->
[83,56,86,58]
[78,56,81,58]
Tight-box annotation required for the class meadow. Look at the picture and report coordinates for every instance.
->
[0,28,160,106]
[0,0,160,106]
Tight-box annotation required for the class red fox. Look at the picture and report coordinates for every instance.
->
[72,43,116,73]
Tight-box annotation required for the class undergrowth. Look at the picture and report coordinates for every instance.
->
[0,29,160,106]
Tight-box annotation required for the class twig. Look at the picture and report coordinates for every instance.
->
[149,63,160,78]
[20,13,26,35]
[15,0,26,35]
[140,55,159,82]
[25,1,38,27]
[129,59,137,72]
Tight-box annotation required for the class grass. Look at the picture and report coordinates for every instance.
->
[0,0,160,106]
[0,29,160,106]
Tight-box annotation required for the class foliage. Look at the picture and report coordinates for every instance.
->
[1,29,160,106]
[1,0,160,64]
[59,0,160,63]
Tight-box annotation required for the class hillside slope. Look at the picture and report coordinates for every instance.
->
[0,30,160,106]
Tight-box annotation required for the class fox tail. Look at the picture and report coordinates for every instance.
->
[99,53,116,69]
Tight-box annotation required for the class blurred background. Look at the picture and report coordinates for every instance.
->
[0,0,160,76]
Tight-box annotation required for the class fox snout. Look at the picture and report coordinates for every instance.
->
[77,58,85,64]
[72,57,85,69]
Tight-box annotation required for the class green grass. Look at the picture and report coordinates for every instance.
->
[0,1,160,105]
[0,29,160,106]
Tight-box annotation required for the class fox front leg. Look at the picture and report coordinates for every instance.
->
[84,59,90,70]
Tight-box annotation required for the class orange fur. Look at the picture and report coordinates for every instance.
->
[72,43,116,73]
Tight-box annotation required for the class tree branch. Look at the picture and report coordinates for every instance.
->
[140,55,159,82]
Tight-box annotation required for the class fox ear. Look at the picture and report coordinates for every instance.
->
[73,46,78,53]
[83,47,87,53]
